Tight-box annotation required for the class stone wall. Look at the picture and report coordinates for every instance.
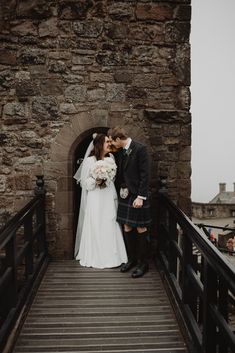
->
[0,0,191,258]
[192,202,235,219]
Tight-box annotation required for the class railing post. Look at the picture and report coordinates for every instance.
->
[168,215,177,275]
[5,237,17,313]
[218,278,228,353]
[24,214,34,277]
[203,260,217,353]
[158,176,168,196]
[34,175,46,196]
[182,233,192,304]
[157,176,168,250]
[34,175,47,256]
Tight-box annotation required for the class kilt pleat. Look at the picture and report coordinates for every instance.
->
[117,194,151,227]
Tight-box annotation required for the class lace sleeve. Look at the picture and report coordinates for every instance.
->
[80,157,96,191]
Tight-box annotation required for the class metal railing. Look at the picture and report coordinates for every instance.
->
[0,176,48,351]
[156,191,235,353]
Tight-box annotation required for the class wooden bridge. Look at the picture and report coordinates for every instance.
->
[13,261,188,353]
[1,179,235,353]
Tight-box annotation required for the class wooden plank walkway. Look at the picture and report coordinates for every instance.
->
[13,261,188,353]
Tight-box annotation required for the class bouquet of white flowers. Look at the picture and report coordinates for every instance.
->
[91,157,117,188]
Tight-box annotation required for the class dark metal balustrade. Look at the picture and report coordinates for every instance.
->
[156,184,235,353]
[0,176,49,351]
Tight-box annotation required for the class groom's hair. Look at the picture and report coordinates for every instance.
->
[108,126,128,140]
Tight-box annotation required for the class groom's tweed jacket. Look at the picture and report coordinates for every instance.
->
[114,140,150,199]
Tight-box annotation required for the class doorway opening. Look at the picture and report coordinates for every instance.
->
[72,127,108,254]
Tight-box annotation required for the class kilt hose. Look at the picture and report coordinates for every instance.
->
[117,193,152,228]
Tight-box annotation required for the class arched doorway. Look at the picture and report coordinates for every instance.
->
[45,109,112,259]
[72,127,108,256]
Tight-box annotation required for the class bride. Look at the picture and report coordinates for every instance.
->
[74,133,127,268]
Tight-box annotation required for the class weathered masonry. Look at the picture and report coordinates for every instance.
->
[0,0,191,258]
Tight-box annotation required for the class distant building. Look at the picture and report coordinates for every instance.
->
[192,183,235,249]
[192,183,235,219]
[210,182,235,204]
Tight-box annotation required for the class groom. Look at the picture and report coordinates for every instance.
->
[108,126,151,278]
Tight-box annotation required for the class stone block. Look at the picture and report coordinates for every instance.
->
[65,85,86,103]
[15,174,32,190]
[163,124,180,137]
[126,87,147,99]
[48,60,67,73]
[73,20,103,38]
[107,3,134,20]
[32,97,59,121]
[57,177,73,192]
[0,70,14,89]
[129,24,164,42]
[58,1,93,20]
[39,18,58,37]
[105,23,129,40]
[18,49,46,65]
[3,102,27,124]
[90,73,113,83]
[0,176,7,192]
[136,4,173,21]
[11,21,37,36]
[179,146,191,161]
[16,0,54,19]
[16,80,39,97]
[63,74,84,84]
[177,162,191,179]
[72,55,94,65]
[40,79,64,96]
[114,71,132,84]
[59,213,73,231]
[44,161,68,179]
[55,125,77,148]
[55,191,73,213]
[50,142,71,163]
[165,22,191,43]
[60,103,77,115]
[0,133,8,146]
[106,83,125,102]
[56,229,74,259]
[87,88,105,102]
[90,109,108,127]
[0,49,17,65]
[14,197,32,212]
[174,5,191,21]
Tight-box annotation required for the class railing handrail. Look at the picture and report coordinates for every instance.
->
[195,223,235,232]
[0,176,48,352]
[160,195,235,289]
[157,191,235,353]
[0,195,41,248]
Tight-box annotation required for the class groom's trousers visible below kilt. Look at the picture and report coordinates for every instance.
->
[117,193,151,228]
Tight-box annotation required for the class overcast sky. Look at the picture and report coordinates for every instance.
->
[191,0,235,202]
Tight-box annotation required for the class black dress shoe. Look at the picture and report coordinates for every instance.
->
[132,262,149,278]
[120,260,136,273]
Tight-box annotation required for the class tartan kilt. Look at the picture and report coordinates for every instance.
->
[117,193,152,228]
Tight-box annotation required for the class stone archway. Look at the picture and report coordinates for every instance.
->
[44,111,110,259]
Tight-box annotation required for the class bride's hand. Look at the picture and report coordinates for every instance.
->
[96,178,107,188]
[96,178,103,185]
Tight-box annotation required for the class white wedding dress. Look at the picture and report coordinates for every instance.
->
[74,156,127,268]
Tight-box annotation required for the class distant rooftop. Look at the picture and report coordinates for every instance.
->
[210,182,235,204]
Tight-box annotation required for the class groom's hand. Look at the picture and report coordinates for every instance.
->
[133,197,143,208]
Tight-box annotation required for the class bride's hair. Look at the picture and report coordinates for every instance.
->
[90,133,107,160]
